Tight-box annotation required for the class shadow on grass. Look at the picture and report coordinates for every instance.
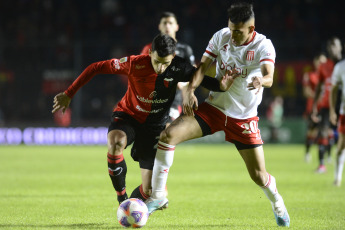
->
[0,223,121,229]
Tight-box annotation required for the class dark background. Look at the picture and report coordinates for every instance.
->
[0,0,344,126]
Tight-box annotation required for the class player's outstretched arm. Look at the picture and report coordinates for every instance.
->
[51,59,124,114]
[247,63,274,95]
[52,92,71,114]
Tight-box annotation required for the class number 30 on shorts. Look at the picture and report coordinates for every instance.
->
[240,120,258,134]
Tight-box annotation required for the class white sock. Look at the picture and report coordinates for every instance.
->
[151,141,175,199]
[335,149,345,182]
[261,173,280,203]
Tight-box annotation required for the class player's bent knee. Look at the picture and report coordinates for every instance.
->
[160,126,182,145]
[159,129,173,144]
[107,131,127,155]
[109,141,126,155]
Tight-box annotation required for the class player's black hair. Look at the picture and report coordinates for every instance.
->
[227,2,254,24]
[159,12,178,23]
[151,34,176,57]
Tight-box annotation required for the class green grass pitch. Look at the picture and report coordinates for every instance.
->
[0,144,344,229]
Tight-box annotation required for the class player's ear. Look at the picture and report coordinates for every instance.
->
[249,25,255,33]
[149,49,152,56]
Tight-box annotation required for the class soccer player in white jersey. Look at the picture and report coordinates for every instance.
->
[329,58,345,187]
[146,2,290,227]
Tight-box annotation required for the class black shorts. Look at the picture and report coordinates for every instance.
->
[108,112,165,170]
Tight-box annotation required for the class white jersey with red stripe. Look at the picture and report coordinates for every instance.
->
[331,59,345,115]
[203,28,276,119]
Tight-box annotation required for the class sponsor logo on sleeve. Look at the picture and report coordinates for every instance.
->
[119,57,128,63]
[113,59,120,70]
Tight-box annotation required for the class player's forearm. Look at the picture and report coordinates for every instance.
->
[303,86,314,98]
[329,85,338,112]
[312,83,322,110]
[260,64,274,88]
[188,56,212,92]
[261,74,273,88]
[188,67,205,92]
[65,60,113,98]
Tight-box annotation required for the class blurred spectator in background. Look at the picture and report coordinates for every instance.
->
[141,12,195,126]
[53,108,72,127]
[266,96,284,143]
[312,37,343,173]
[141,12,195,64]
[302,53,327,162]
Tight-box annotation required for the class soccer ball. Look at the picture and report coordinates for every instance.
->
[117,198,149,228]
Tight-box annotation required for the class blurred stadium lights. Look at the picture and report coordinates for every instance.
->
[0,127,108,145]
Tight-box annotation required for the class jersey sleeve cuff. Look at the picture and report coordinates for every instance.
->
[203,50,217,61]
[64,89,74,98]
[260,59,275,65]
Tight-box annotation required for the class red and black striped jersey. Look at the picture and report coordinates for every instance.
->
[65,54,195,124]
[317,58,335,109]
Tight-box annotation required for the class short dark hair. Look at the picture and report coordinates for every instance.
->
[159,12,178,23]
[227,2,254,24]
[151,34,176,57]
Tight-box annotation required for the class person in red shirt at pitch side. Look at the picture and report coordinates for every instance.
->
[312,37,342,173]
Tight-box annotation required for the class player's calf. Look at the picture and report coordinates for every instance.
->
[107,152,128,203]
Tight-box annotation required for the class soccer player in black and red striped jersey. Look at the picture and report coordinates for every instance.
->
[52,34,234,204]
[141,12,196,126]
